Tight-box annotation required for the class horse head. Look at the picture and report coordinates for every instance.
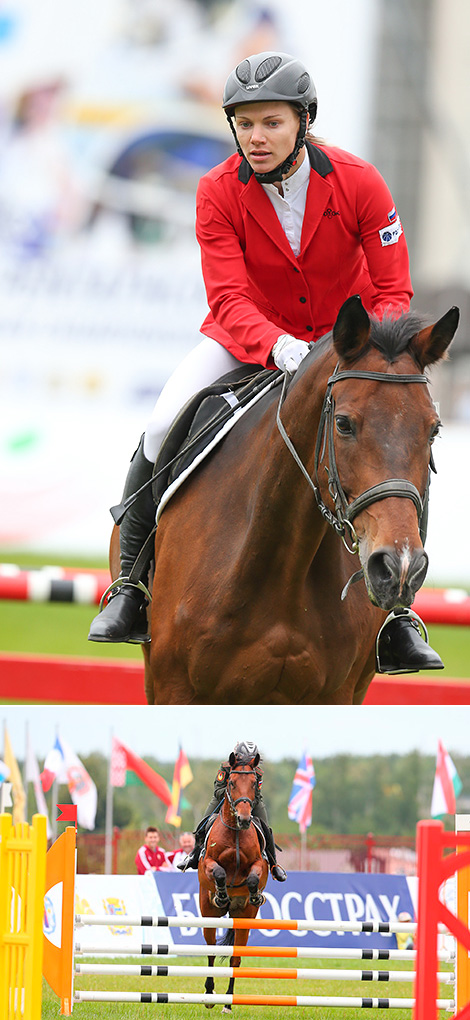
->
[325,295,459,611]
[226,753,259,829]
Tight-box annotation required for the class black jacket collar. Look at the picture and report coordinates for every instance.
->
[238,140,333,183]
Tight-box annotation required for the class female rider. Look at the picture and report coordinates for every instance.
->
[178,740,287,881]
[88,50,442,675]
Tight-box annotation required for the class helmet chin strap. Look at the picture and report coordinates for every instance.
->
[226,109,308,185]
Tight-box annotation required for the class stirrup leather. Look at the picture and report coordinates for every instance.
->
[98,576,153,612]
[375,607,429,675]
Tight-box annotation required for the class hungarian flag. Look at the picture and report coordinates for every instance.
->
[40,732,97,830]
[431,739,463,818]
[288,751,316,834]
[165,746,193,827]
[111,737,172,806]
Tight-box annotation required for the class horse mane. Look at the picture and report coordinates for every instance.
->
[307,310,432,366]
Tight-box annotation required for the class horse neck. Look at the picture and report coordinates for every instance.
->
[243,348,335,558]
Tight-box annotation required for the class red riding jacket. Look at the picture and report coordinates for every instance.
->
[196,140,413,368]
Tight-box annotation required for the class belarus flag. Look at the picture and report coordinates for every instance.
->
[111,737,172,806]
[431,739,463,818]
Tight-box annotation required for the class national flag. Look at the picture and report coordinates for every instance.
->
[165,746,193,826]
[431,739,463,818]
[0,758,10,782]
[111,737,172,806]
[288,751,316,834]
[25,730,52,838]
[3,727,26,824]
[40,732,97,830]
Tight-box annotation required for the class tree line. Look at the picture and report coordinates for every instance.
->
[27,750,470,836]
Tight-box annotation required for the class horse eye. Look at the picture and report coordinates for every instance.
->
[430,421,442,444]
[335,415,354,436]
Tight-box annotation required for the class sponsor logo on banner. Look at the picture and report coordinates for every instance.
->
[43,895,56,936]
[154,872,415,949]
[379,217,402,247]
[102,897,132,936]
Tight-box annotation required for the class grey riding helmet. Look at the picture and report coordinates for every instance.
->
[222,52,317,182]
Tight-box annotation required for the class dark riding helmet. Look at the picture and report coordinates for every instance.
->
[222,51,317,184]
[233,741,260,762]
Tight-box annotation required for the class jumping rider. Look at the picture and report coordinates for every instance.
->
[178,740,287,882]
[88,50,443,675]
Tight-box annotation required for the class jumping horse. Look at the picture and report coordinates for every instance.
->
[197,752,269,1010]
[110,296,459,703]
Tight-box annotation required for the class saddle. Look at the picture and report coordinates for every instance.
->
[151,364,282,518]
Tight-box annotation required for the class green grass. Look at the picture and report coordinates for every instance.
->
[1,552,469,681]
[40,954,453,1018]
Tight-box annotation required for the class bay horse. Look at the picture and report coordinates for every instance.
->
[197,752,268,1010]
[110,296,459,703]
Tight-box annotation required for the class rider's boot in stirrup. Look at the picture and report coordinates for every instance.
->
[263,825,287,881]
[376,608,443,673]
[88,437,155,644]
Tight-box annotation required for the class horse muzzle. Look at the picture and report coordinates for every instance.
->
[364,545,428,610]
[236,813,252,830]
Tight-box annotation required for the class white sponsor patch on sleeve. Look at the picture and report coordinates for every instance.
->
[379,215,402,247]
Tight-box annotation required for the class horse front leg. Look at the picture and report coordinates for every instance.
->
[246,866,266,907]
[211,863,230,911]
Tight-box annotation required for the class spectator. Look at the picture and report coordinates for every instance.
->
[135,826,172,874]
[167,831,195,870]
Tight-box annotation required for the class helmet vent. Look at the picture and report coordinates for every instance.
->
[255,55,282,82]
[235,60,251,84]
[297,71,311,95]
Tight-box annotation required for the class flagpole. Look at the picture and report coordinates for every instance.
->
[105,728,113,875]
[25,719,29,822]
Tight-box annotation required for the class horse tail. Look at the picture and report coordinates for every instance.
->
[217,928,235,947]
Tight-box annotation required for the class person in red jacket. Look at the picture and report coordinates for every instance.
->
[135,826,171,874]
[88,50,442,674]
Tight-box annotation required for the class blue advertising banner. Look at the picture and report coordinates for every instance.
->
[154,871,415,949]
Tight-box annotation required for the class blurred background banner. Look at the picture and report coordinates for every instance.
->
[0,0,469,582]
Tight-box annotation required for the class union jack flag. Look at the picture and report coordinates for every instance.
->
[288,752,315,833]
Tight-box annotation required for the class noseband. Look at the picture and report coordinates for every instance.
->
[277,362,429,555]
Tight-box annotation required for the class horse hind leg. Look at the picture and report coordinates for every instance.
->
[203,926,217,1009]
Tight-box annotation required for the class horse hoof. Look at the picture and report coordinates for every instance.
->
[204,1004,215,1010]
[222,1007,232,1014]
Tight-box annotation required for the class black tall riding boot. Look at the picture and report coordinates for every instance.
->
[88,437,156,644]
[260,823,287,881]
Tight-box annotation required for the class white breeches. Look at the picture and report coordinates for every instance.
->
[143,337,245,463]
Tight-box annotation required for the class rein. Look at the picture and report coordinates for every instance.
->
[219,768,257,887]
[276,362,429,559]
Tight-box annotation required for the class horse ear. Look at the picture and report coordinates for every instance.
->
[229,752,236,767]
[253,753,260,767]
[411,306,460,368]
[333,295,371,362]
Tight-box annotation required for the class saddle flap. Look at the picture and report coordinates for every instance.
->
[151,365,276,507]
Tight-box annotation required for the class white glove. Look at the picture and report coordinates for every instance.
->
[272,334,310,374]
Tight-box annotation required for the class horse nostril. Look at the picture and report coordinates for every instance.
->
[367,549,399,589]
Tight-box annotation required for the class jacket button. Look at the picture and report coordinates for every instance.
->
[306,325,313,332]
[293,267,300,273]
[299,296,307,303]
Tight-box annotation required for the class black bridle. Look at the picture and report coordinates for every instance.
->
[276,362,430,556]
[224,767,257,824]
